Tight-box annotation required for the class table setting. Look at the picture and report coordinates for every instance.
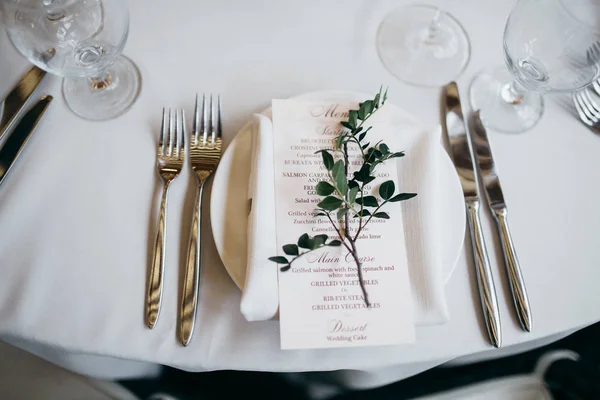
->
[1,0,600,389]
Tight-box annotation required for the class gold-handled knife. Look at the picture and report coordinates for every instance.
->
[441,82,502,348]
[0,66,47,141]
[0,96,53,187]
[470,111,532,332]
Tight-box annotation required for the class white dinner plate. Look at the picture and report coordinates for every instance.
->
[210,91,466,290]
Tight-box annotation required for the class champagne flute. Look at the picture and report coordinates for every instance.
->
[1,0,141,121]
[470,0,600,133]
[376,4,470,87]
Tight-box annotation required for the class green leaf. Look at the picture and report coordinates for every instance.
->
[314,211,328,217]
[349,186,359,203]
[363,100,374,115]
[356,209,371,217]
[374,92,381,108]
[318,196,343,211]
[315,181,335,196]
[331,160,346,194]
[280,265,291,272]
[373,212,390,219]
[283,244,299,256]
[314,234,328,247]
[328,240,342,247]
[358,127,372,142]
[379,143,389,155]
[383,87,388,104]
[357,102,366,120]
[335,134,345,150]
[361,142,370,150]
[319,150,334,170]
[379,180,395,200]
[340,121,353,130]
[363,176,376,184]
[353,164,370,182]
[298,233,311,249]
[356,196,378,207]
[389,193,417,202]
[348,180,359,189]
[269,256,288,264]
[389,151,405,158]
[348,110,358,128]
[336,207,347,220]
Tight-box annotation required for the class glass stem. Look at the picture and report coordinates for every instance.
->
[501,80,526,105]
[427,8,443,39]
[89,71,113,90]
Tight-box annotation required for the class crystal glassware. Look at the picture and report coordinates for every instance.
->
[1,0,141,121]
[376,4,471,87]
[470,0,600,133]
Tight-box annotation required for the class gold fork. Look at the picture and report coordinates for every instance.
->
[179,94,223,346]
[146,108,185,329]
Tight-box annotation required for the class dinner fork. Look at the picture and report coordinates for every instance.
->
[146,108,185,329]
[179,94,223,346]
[572,87,600,132]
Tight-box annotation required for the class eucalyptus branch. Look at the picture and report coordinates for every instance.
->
[270,87,417,307]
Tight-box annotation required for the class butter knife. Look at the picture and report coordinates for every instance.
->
[0,66,47,141]
[442,82,501,348]
[470,111,532,332]
[0,96,53,186]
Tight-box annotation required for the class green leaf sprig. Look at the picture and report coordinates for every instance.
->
[270,87,417,306]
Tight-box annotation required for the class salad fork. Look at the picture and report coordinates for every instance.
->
[146,108,185,329]
[179,94,223,346]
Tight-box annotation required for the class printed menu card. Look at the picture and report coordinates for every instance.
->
[272,99,415,350]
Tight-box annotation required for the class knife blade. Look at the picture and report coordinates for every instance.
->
[441,82,502,348]
[471,111,532,332]
[0,66,47,141]
[0,96,53,187]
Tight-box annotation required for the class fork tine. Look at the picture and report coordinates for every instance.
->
[202,94,208,145]
[215,94,222,142]
[160,107,167,156]
[575,92,596,123]
[169,108,175,156]
[203,94,210,145]
[180,109,186,159]
[582,89,600,116]
[175,108,182,159]
[193,94,200,146]
[211,94,217,144]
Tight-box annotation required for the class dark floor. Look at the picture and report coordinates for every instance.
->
[122,322,600,400]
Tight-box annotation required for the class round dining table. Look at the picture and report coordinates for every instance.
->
[0,0,599,389]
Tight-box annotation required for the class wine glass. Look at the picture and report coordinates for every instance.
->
[1,0,141,121]
[376,4,470,87]
[470,0,600,133]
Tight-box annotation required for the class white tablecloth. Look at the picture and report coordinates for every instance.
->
[1,0,600,387]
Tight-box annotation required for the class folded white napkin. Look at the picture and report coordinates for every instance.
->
[240,114,279,321]
[241,111,449,325]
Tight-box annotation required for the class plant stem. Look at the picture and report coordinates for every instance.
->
[342,142,370,307]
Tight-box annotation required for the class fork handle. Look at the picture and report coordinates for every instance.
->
[179,180,205,346]
[146,180,171,329]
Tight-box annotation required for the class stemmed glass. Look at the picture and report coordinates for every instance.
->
[1,0,141,121]
[376,4,470,87]
[470,0,600,133]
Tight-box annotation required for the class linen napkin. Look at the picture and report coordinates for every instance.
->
[240,114,279,321]
[241,111,450,325]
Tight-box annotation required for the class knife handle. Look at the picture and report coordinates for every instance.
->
[492,208,532,332]
[466,199,502,348]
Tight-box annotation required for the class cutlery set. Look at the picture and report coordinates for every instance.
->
[145,94,223,346]
[442,82,532,348]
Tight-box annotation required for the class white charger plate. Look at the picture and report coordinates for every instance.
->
[210,91,466,289]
